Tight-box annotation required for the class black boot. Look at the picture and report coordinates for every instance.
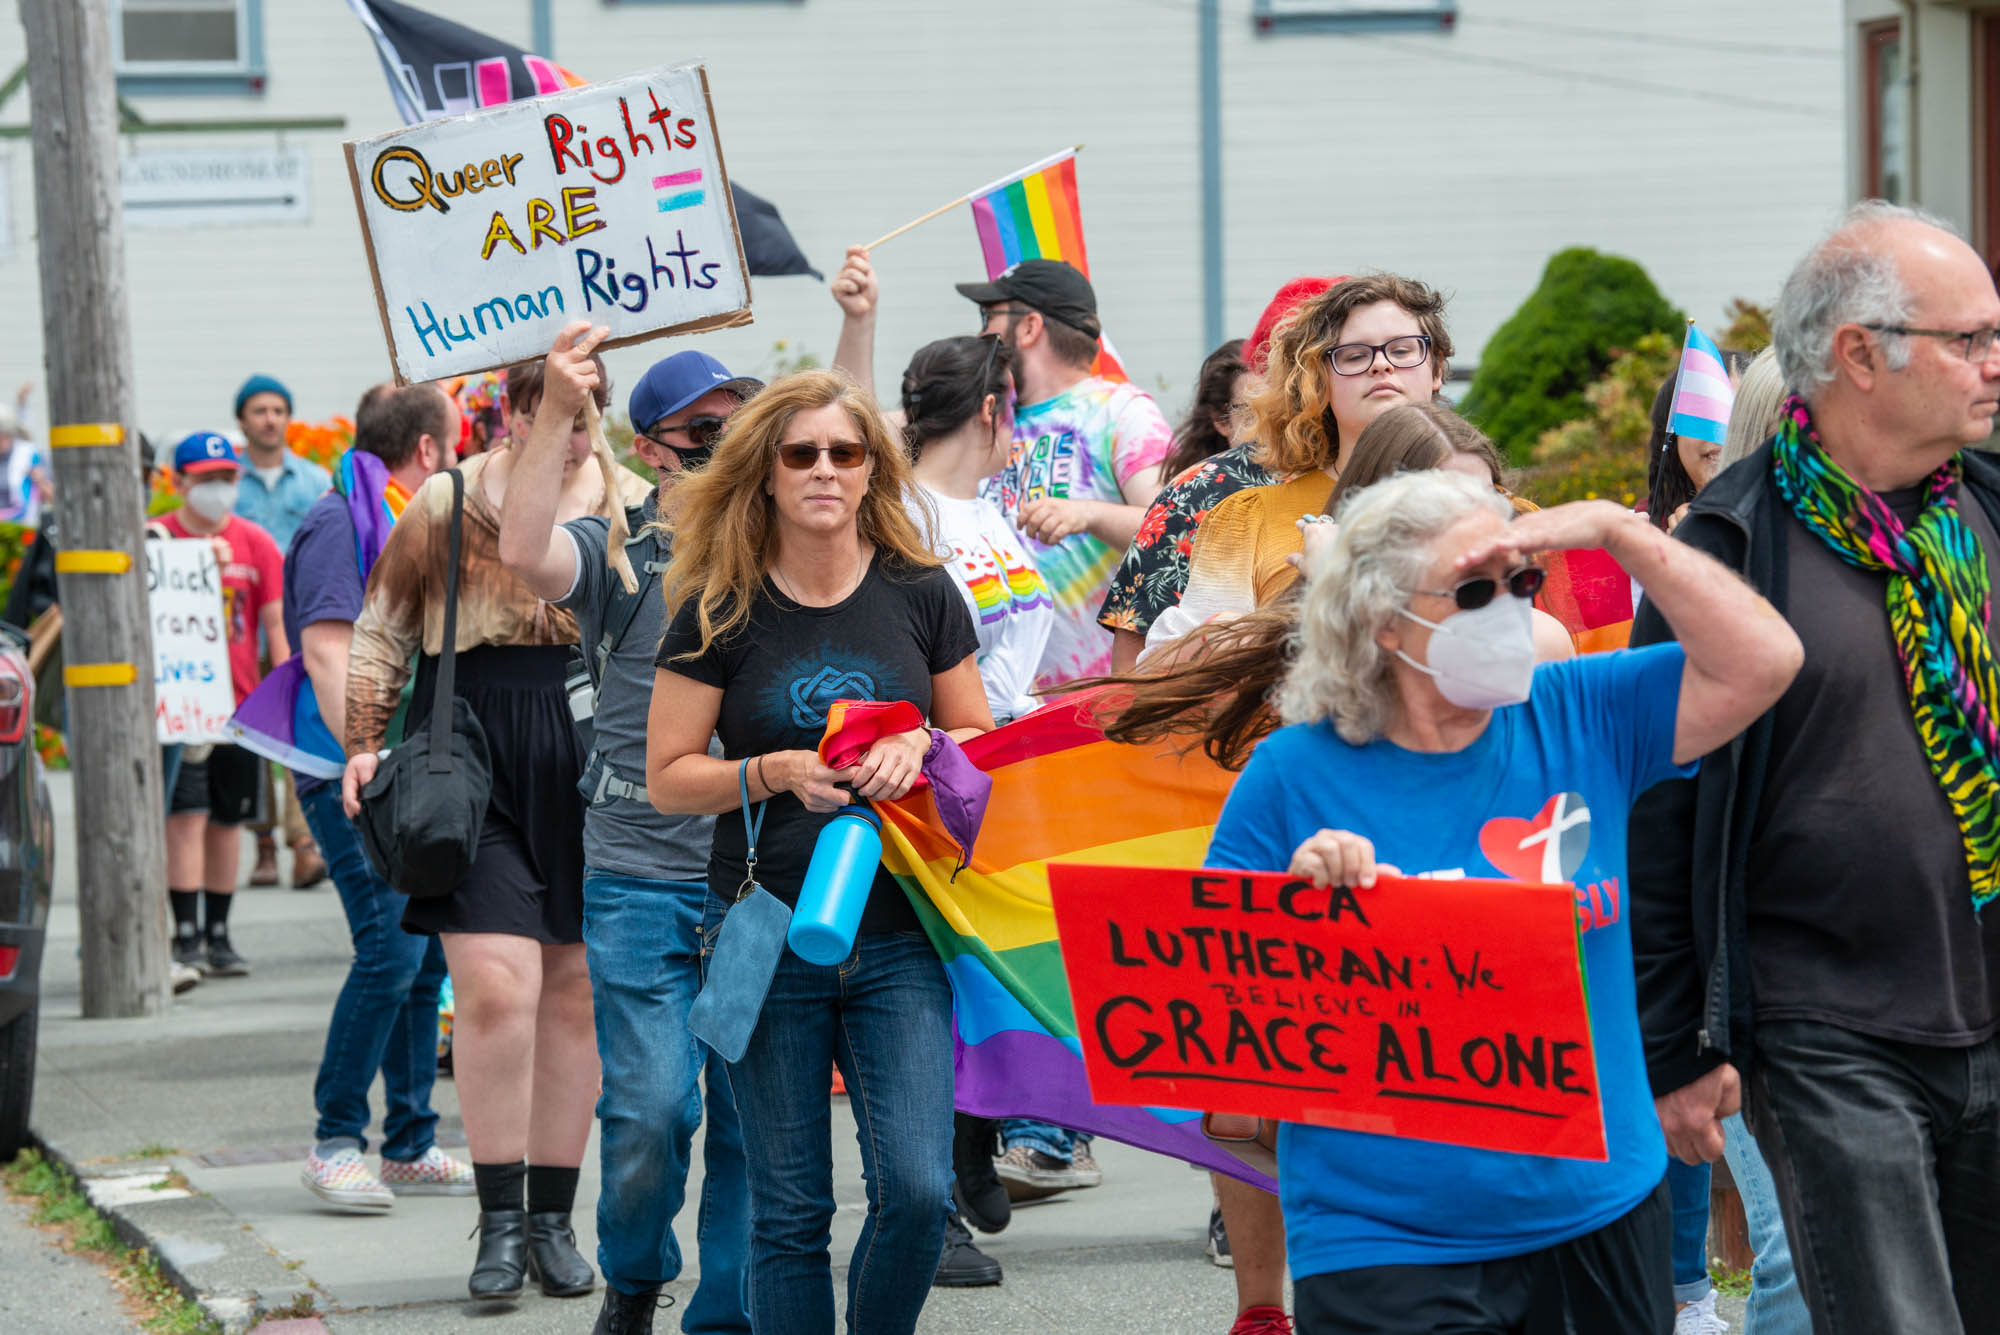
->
[593,1284,672,1335]
[933,1212,1002,1288]
[952,1113,1011,1234]
[467,1210,527,1300]
[526,1210,597,1297]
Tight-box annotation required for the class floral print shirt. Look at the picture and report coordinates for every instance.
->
[1096,442,1275,637]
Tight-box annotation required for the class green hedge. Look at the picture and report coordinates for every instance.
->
[1462,248,1684,462]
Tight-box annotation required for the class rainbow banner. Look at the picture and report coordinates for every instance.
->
[1669,323,1734,447]
[867,695,1272,1188]
[968,150,1127,382]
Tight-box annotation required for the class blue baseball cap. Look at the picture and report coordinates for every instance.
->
[628,352,762,435]
[172,431,241,476]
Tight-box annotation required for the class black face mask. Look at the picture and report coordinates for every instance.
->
[648,414,730,472]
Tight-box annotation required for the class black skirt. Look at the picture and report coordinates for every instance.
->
[400,645,586,945]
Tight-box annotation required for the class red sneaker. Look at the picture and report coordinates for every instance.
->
[1228,1307,1292,1335]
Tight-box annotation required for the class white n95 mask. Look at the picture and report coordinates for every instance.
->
[1395,594,1538,710]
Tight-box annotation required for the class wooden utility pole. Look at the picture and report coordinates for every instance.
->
[20,0,169,1016]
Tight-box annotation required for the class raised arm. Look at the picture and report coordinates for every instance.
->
[497,322,605,601]
[1456,500,1801,765]
[829,245,878,397]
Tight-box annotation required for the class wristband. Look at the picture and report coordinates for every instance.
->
[755,752,771,795]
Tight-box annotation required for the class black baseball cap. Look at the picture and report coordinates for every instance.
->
[956,259,1101,338]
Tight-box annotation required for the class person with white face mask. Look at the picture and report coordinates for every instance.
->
[1188,470,1802,1335]
[154,432,290,978]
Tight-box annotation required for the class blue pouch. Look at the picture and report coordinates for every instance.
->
[686,761,790,1064]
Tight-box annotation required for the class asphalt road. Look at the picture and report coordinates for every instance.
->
[0,1190,142,1334]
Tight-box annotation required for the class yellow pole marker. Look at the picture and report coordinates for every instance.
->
[54,550,133,574]
[64,663,139,688]
[49,423,125,448]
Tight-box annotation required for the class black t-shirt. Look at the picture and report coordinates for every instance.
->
[657,555,979,935]
[1748,483,2000,1044]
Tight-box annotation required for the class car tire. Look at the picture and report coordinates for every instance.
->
[0,1000,37,1163]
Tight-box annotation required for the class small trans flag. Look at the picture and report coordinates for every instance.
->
[1668,323,1733,447]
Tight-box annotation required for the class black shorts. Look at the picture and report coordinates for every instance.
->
[167,743,266,827]
[1293,1180,1673,1335]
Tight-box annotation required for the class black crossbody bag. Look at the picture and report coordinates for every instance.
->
[355,469,493,897]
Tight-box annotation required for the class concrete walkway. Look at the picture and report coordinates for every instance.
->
[29,772,1747,1332]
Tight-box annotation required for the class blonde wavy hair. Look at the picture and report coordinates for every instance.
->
[1719,347,1787,470]
[661,369,940,656]
[1278,470,1510,744]
[1250,273,1453,478]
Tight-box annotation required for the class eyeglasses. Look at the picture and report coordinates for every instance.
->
[977,331,1003,391]
[647,414,730,452]
[979,304,1031,332]
[1413,565,1545,611]
[777,441,869,470]
[1327,334,1432,377]
[1863,324,2000,363]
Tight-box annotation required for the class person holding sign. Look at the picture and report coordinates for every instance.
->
[156,432,288,980]
[647,370,992,1335]
[1196,471,1800,1333]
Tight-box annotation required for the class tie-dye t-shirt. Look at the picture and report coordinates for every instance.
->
[982,376,1173,686]
[908,485,1055,722]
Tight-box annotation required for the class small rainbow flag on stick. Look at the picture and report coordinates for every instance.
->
[968,148,1090,279]
[1668,322,1734,447]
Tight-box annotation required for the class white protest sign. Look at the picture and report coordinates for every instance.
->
[344,63,752,382]
[148,539,235,745]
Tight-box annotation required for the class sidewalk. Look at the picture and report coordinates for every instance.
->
[31,772,1261,1333]
[31,771,1749,1332]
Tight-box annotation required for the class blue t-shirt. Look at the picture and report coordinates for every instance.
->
[1205,643,1693,1280]
[281,492,368,795]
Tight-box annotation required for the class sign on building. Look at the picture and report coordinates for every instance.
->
[120,149,312,229]
[344,63,752,383]
[149,539,236,745]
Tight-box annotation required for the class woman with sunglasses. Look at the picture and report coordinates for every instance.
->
[342,351,652,1301]
[1115,470,1801,1334]
[646,370,993,1334]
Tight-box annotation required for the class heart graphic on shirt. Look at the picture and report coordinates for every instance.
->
[1478,792,1592,884]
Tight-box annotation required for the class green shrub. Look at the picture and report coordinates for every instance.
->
[1514,329,1679,509]
[1462,248,1684,462]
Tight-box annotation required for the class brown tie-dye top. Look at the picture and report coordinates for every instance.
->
[346,450,652,754]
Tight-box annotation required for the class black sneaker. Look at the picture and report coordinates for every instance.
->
[1207,1206,1233,1268]
[934,1213,1001,1288]
[952,1115,1011,1235]
[205,933,251,978]
[172,926,207,973]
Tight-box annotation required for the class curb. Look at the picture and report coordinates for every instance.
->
[31,1131,321,1334]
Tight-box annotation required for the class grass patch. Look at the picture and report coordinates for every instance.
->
[1710,1262,1753,1298]
[4,1148,222,1334]
[124,1143,182,1161]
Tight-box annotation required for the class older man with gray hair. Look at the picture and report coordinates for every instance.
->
[1632,201,2000,1334]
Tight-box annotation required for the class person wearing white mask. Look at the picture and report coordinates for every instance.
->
[154,431,289,978]
[1120,470,1801,1334]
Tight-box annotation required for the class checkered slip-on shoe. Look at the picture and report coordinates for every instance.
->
[302,1145,393,1211]
[379,1146,476,1196]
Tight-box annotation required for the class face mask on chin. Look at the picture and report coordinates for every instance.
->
[1393,594,1538,710]
[184,479,239,524]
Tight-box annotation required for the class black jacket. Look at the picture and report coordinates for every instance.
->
[1627,443,2000,1097]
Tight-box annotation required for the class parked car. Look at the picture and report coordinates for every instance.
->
[0,621,54,1163]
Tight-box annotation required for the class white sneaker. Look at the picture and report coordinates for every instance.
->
[1675,1290,1730,1335]
[169,962,202,995]
[302,1145,393,1211]
[378,1145,475,1196]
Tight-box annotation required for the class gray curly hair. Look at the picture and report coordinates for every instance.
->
[1278,470,1511,744]
[1772,199,1959,403]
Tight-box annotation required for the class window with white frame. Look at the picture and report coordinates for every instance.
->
[112,0,250,75]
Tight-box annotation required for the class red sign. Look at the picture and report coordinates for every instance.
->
[1047,864,1607,1161]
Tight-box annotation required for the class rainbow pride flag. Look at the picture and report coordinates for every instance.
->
[968,150,1127,382]
[1669,323,1734,447]
[868,695,1272,1189]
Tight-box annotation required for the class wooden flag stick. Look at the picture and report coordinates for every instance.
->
[864,143,1086,252]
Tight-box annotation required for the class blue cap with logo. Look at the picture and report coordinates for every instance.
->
[628,352,762,435]
[172,431,242,476]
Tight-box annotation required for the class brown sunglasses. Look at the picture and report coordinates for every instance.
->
[777,441,869,470]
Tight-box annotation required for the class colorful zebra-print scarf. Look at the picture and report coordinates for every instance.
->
[1771,394,2000,912]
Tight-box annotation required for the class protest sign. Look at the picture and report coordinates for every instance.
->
[148,539,234,745]
[344,63,751,382]
[1047,864,1607,1161]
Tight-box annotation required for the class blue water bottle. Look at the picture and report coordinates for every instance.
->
[788,804,883,964]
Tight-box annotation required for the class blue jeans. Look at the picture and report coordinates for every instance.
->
[583,872,750,1332]
[997,1119,1089,1161]
[1723,1112,1812,1335]
[727,930,954,1335]
[301,782,447,1160]
[1666,1158,1713,1303]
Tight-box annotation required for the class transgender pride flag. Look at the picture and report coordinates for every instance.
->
[1668,323,1734,446]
